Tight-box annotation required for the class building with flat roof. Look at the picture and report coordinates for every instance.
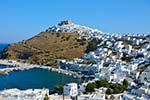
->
[64,83,78,97]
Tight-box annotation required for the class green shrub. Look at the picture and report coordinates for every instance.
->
[85,83,96,93]
[85,79,128,94]
[54,85,64,92]
[123,79,128,90]
[76,38,86,45]
[106,88,112,94]
[44,94,49,100]
[96,79,109,88]
[86,59,96,64]
[86,38,99,53]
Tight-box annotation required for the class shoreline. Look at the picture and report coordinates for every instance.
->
[0,59,81,78]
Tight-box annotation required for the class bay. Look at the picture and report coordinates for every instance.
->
[0,44,80,90]
[0,68,80,90]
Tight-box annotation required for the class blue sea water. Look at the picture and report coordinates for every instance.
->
[0,44,80,90]
[0,43,8,51]
[0,43,9,69]
[0,64,13,69]
[0,68,80,90]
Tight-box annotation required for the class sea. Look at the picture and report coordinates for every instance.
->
[0,43,8,51]
[0,44,80,90]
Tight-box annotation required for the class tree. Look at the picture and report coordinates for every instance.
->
[86,79,127,95]
[76,38,86,46]
[109,83,125,94]
[86,38,99,53]
[54,85,64,93]
[96,79,109,88]
[86,59,96,64]
[113,88,119,94]
[44,94,49,100]
[85,83,96,93]
[123,79,128,90]
[106,88,112,94]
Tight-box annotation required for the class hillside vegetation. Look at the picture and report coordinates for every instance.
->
[1,32,88,65]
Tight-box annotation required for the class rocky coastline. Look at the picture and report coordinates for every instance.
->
[0,59,81,78]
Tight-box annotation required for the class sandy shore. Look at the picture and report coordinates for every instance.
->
[0,60,81,78]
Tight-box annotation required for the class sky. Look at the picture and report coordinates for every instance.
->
[0,0,150,43]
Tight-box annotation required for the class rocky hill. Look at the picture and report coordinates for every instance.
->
[1,20,150,67]
[1,20,96,65]
[1,32,89,65]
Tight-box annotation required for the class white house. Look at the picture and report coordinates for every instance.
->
[90,61,104,73]
[114,41,123,49]
[77,93,105,100]
[120,93,136,100]
[63,83,78,97]
[128,81,136,87]
[129,71,140,79]
[140,72,150,83]
[94,73,105,80]
[124,45,132,54]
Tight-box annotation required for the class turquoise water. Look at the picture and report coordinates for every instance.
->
[0,68,80,90]
[0,44,80,90]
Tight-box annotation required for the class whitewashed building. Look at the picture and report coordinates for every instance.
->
[64,83,78,97]
[78,93,105,100]
[140,72,150,83]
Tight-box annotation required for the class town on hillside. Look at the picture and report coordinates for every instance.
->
[0,20,150,100]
